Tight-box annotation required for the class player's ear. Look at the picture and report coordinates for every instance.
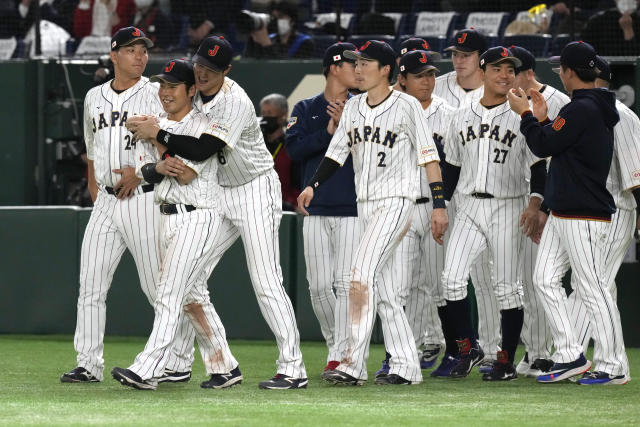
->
[110,50,118,64]
[223,64,232,76]
[187,84,196,98]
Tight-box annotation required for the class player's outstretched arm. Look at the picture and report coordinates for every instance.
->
[297,157,342,215]
[424,161,448,245]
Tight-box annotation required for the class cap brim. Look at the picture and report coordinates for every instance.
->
[548,56,561,65]
[343,50,376,61]
[487,56,523,69]
[445,46,477,53]
[120,37,154,49]
[192,54,226,72]
[409,65,440,74]
[150,74,182,84]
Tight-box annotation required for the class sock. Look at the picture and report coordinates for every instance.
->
[444,297,475,345]
[437,305,459,357]
[384,351,391,363]
[500,307,524,363]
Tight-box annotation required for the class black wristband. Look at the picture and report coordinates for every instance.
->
[429,181,446,209]
[141,163,164,184]
[156,129,170,146]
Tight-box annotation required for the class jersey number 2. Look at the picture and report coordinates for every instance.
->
[377,152,386,167]
[493,148,508,164]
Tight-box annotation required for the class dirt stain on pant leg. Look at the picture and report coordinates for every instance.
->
[184,303,213,339]
[349,281,368,327]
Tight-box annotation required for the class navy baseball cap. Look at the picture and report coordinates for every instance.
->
[479,46,522,69]
[399,50,440,74]
[111,26,153,51]
[445,28,488,54]
[323,42,357,67]
[151,59,195,86]
[548,41,597,71]
[344,40,397,72]
[192,36,233,72]
[595,55,612,82]
[509,45,536,73]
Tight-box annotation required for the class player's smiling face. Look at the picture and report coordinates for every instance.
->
[401,70,436,103]
[483,62,515,97]
[110,42,148,79]
[355,59,388,91]
[193,63,228,96]
[452,50,479,78]
[158,81,195,119]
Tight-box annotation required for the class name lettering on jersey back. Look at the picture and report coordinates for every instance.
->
[457,124,517,147]
[347,125,397,148]
[92,111,129,132]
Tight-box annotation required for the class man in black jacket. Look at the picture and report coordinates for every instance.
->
[508,41,629,385]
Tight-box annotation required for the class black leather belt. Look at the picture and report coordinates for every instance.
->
[105,184,154,196]
[159,203,196,215]
[471,192,494,199]
[416,197,430,204]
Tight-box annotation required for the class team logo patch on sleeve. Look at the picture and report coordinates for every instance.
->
[209,123,229,135]
[632,170,640,179]
[552,117,566,131]
[421,147,437,157]
[287,117,297,129]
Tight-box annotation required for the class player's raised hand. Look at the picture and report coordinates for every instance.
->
[296,186,315,216]
[507,87,530,115]
[326,100,345,135]
[156,157,187,177]
[430,208,448,245]
[127,116,161,142]
[112,167,141,199]
[528,89,548,121]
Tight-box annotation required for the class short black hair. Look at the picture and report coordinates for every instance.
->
[271,1,298,23]
[323,61,350,78]
[562,65,598,82]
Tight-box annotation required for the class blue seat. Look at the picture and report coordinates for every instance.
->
[312,34,343,58]
[503,34,552,57]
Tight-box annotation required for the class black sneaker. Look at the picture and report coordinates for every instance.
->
[322,369,365,386]
[60,367,99,383]
[201,366,243,389]
[374,374,413,385]
[482,360,518,381]
[531,358,554,372]
[258,374,308,389]
[158,369,192,383]
[450,338,485,378]
[111,367,157,390]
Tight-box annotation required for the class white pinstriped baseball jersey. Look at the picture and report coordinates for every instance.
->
[609,99,640,210]
[419,95,456,198]
[193,77,274,187]
[541,84,570,120]
[433,71,484,108]
[84,76,163,187]
[444,101,541,198]
[325,90,440,201]
[152,111,219,208]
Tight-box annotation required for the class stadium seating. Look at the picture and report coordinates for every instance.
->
[503,34,552,57]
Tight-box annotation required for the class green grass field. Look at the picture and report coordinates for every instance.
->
[0,335,638,425]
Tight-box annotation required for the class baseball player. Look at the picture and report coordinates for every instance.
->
[508,41,625,384]
[299,40,448,386]
[285,42,360,374]
[60,27,193,384]
[434,28,502,373]
[112,59,241,390]
[441,47,546,381]
[124,36,308,389]
[510,45,570,377]
[565,56,639,383]
[393,50,455,374]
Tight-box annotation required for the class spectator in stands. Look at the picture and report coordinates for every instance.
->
[170,0,242,48]
[546,0,610,35]
[582,0,640,56]
[260,93,299,211]
[73,0,135,39]
[3,0,74,38]
[245,1,314,59]
[130,0,172,50]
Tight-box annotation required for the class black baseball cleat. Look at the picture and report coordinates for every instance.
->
[60,367,99,383]
[450,338,485,378]
[201,366,243,389]
[374,374,413,385]
[158,369,192,383]
[482,361,518,381]
[321,369,365,386]
[258,374,308,389]
[111,367,157,390]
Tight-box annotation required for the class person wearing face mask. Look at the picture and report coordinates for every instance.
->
[244,1,314,59]
[582,0,640,55]
[259,93,299,211]
[130,0,172,50]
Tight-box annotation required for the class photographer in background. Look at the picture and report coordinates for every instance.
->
[259,93,299,211]
[244,1,314,59]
